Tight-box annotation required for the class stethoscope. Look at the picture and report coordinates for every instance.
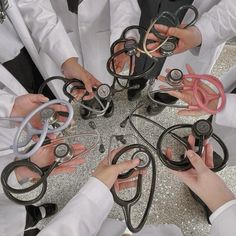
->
[106,25,158,91]
[147,68,226,114]
[1,141,87,205]
[38,76,112,119]
[108,134,156,233]
[143,5,198,57]
[121,103,228,171]
[0,99,74,159]
[0,0,8,24]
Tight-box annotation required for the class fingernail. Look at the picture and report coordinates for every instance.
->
[41,96,49,102]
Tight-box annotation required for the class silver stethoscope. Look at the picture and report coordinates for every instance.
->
[0,99,74,159]
[38,77,112,119]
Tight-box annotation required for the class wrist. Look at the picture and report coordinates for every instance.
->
[61,57,80,77]
[190,26,202,48]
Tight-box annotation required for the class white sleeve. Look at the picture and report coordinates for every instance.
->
[195,0,236,57]
[215,94,236,128]
[16,0,78,68]
[0,90,16,118]
[110,0,141,44]
[210,199,236,236]
[38,177,114,236]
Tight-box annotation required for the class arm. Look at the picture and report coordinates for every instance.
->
[16,0,78,69]
[38,177,114,236]
[110,0,141,44]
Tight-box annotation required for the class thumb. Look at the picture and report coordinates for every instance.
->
[186,150,208,173]
[115,159,140,174]
[29,94,49,103]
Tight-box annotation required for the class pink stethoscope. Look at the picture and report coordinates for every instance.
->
[148,68,226,114]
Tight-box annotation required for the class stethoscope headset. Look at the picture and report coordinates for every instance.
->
[147,68,226,114]
[121,103,228,172]
[144,5,198,57]
[108,135,156,233]
[38,76,114,120]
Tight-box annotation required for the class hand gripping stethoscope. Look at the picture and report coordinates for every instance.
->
[0,0,8,23]
[108,135,156,233]
[106,25,158,91]
[38,76,113,119]
[1,142,84,205]
[120,103,228,171]
[0,99,74,159]
[147,68,226,114]
[143,5,198,57]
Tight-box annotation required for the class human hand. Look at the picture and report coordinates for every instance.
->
[61,58,101,99]
[167,136,235,212]
[15,143,86,181]
[93,149,140,190]
[147,25,202,57]
[158,64,219,116]
[10,94,49,118]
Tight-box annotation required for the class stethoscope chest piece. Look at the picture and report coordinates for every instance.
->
[124,39,138,56]
[40,108,58,126]
[131,151,151,169]
[97,84,112,100]
[54,143,73,163]
[159,37,177,57]
[192,119,213,139]
[166,68,183,87]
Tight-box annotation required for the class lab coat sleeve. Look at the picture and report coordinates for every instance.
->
[210,199,236,236]
[194,0,236,57]
[16,0,78,68]
[215,94,236,128]
[38,177,114,236]
[0,90,16,118]
[110,0,141,44]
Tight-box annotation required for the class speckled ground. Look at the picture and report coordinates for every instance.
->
[37,44,236,236]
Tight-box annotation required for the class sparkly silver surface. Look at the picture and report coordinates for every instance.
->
[35,45,236,236]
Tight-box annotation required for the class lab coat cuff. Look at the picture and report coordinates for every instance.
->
[215,94,236,128]
[80,177,114,210]
[195,19,219,58]
[210,199,236,224]
[0,92,16,117]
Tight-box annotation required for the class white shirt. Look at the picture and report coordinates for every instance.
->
[0,16,24,63]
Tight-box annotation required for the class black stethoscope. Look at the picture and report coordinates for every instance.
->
[106,25,158,91]
[38,76,113,119]
[1,142,84,205]
[108,135,156,233]
[144,5,198,57]
[121,103,228,171]
[0,0,8,24]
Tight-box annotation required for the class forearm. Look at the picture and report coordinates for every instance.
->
[39,177,113,236]
[110,0,141,44]
[17,0,78,69]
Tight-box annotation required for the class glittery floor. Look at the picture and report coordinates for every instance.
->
[37,44,236,236]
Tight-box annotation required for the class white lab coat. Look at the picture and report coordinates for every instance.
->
[1,0,79,99]
[37,177,236,236]
[50,0,141,86]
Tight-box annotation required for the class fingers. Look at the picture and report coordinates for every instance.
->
[154,24,169,35]
[29,94,49,103]
[114,159,140,175]
[165,147,173,159]
[177,109,206,116]
[185,64,195,74]
[205,143,214,169]
[186,150,208,173]
[187,134,195,150]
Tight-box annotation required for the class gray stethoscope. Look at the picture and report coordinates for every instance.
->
[108,134,156,233]
[0,0,8,24]
[38,77,112,119]
[0,99,74,159]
